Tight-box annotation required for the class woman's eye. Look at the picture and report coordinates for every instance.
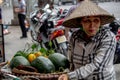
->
[83,20,91,23]
[93,19,100,23]
[82,18,100,24]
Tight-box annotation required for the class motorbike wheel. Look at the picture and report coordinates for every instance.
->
[30,31,37,41]
[58,43,68,57]
[30,23,40,42]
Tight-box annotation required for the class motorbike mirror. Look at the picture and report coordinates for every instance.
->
[33,4,38,8]
[43,4,50,11]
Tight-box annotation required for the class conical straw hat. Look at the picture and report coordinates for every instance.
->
[63,0,115,28]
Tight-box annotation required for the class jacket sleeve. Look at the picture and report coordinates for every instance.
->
[67,34,117,80]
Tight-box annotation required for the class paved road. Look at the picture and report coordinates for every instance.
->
[2,2,120,80]
[98,2,120,18]
[4,26,33,61]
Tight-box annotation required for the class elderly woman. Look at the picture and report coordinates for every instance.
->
[58,0,116,80]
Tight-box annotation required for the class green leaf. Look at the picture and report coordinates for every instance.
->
[40,48,47,56]
[14,51,23,57]
[31,43,38,50]
[48,41,52,49]
[14,50,27,58]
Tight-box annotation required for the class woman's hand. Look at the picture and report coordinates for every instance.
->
[58,74,68,80]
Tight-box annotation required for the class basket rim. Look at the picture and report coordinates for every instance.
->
[12,68,67,75]
[0,62,67,79]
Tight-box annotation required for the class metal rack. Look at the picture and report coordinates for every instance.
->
[0,24,5,62]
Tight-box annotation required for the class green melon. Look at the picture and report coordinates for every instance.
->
[31,56,55,73]
[10,56,30,69]
[48,53,70,71]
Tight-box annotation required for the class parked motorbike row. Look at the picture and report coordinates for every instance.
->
[29,4,69,57]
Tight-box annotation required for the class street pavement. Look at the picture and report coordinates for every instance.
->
[98,2,120,18]
[4,26,33,61]
[2,2,120,80]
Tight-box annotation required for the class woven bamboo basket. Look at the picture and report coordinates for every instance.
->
[0,62,67,80]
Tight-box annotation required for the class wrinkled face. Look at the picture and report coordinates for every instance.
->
[80,16,101,37]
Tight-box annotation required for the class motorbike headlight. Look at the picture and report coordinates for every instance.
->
[31,16,38,24]
[53,20,57,26]
[46,9,52,14]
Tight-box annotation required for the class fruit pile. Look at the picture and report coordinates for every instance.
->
[9,43,70,73]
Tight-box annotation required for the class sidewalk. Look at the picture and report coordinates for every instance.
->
[4,25,32,61]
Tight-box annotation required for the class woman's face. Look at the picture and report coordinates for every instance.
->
[80,16,101,37]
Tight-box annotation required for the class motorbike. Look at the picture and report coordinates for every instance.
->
[29,4,68,56]
[29,4,63,41]
[109,18,120,64]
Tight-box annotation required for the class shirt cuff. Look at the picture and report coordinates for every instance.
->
[68,71,78,80]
